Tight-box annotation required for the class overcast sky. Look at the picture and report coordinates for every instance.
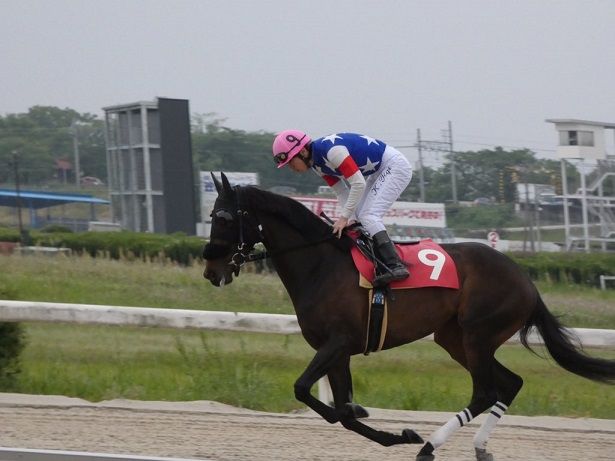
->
[2,0,615,166]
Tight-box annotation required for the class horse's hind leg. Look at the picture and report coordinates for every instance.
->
[472,360,523,460]
[417,330,499,460]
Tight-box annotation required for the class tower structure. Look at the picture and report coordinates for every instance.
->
[546,118,615,252]
[103,98,196,234]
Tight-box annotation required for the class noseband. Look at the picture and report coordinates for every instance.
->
[229,208,263,274]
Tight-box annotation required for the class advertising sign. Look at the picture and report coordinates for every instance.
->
[200,171,259,237]
[293,196,447,228]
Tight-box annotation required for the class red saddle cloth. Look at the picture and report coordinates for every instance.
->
[350,238,459,290]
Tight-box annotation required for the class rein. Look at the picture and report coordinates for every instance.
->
[227,187,339,274]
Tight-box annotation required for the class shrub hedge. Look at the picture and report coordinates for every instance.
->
[0,227,205,266]
[0,286,26,389]
[1,227,614,285]
[509,252,615,286]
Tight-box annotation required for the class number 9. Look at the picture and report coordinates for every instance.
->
[418,249,446,280]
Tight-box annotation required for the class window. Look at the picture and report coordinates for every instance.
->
[559,130,594,147]
[578,130,594,146]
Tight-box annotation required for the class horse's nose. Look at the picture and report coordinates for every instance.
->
[203,268,217,282]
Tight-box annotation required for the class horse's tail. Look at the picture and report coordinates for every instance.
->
[519,295,615,384]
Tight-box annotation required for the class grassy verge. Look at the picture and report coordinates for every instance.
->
[0,254,292,314]
[14,323,615,418]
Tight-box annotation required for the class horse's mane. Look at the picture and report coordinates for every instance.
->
[242,186,351,250]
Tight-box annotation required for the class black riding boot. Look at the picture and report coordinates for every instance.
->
[372,230,409,286]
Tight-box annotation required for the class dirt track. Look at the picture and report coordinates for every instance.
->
[1,393,614,461]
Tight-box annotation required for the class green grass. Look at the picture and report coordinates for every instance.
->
[536,282,615,328]
[1,253,614,418]
[0,254,293,314]
[13,323,615,418]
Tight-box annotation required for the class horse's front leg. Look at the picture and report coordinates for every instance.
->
[293,339,347,424]
[326,356,424,447]
[326,354,369,419]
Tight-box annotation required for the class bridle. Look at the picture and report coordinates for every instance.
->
[204,186,339,276]
[217,186,265,275]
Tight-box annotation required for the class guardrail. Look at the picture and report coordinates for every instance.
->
[1,300,614,347]
[0,447,206,461]
[0,300,300,334]
[600,275,615,291]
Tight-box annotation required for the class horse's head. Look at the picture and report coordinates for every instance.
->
[202,172,261,286]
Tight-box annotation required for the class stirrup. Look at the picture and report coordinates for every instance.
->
[372,272,393,287]
[373,266,408,286]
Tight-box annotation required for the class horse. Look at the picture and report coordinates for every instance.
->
[202,173,615,461]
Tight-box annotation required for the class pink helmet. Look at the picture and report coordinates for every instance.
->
[272,130,311,168]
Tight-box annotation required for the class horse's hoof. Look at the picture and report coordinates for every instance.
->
[342,403,369,419]
[475,447,494,461]
[416,442,435,460]
[403,428,424,444]
[416,455,435,461]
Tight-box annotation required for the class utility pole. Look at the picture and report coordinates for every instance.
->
[447,121,457,204]
[10,151,25,241]
[416,129,425,202]
[414,122,458,203]
[523,181,535,252]
[71,120,81,188]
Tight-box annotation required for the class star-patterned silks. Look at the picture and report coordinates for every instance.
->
[360,157,380,173]
[310,132,387,179]
[322,133,342,144]
[360,135,379,146]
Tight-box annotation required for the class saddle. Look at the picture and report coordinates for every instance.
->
[344,224,460,355]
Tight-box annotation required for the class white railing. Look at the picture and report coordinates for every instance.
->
[0,447,206,461]
[600,275,615,291]
[1,300,614,347]
[0,300,300,334]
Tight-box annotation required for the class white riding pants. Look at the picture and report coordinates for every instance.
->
[354,146,412,236]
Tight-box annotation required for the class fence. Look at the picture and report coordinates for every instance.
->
[600,275,615,290]
[1,300,614,347]
[0,447,207,461]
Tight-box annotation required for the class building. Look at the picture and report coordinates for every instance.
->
[103,98,196,234]
[546,118,615,252]
[546,118,615,160]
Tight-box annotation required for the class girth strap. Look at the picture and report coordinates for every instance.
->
[364,288,388,355]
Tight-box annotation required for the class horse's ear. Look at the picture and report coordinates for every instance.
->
[220,172,233,194]
[211,172,223,194]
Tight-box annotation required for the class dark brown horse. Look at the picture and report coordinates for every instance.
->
[203,173,615,461]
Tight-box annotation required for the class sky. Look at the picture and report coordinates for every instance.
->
[2,0,615,167]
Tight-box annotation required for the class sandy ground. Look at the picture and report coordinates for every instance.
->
[1,393,614,461]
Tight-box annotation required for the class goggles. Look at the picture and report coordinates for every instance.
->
[273,133,307,165]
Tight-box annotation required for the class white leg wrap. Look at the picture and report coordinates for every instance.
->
[473,402,508,449]
[429,408,473,449]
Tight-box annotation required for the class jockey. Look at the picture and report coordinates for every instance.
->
[272,130,412,285]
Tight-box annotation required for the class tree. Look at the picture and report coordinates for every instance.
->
[0,106,106,185]
[191,114,321,193]
[414,147,563,204]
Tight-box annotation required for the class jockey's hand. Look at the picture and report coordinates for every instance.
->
[332,217,349,238]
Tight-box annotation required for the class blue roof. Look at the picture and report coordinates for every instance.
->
[0,189,110,209]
